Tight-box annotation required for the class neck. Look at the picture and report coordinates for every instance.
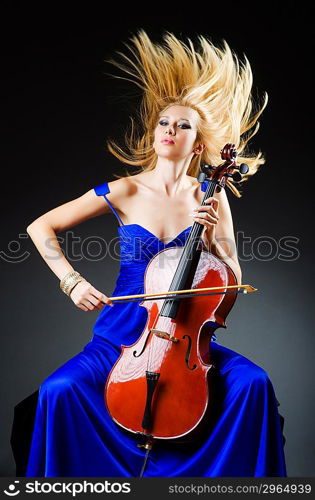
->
[149,156,194,196]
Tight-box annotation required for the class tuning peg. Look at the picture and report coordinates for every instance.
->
[197,172,207,183]
[198,164,216,184]
[232,171,242,182]
[201,164,215,174]
[238,163,249,174]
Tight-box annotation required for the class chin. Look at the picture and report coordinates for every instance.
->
[156,149,184,160]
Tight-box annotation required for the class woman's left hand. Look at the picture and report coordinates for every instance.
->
[189,197,219,243]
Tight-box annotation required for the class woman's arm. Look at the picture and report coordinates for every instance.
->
[196,188,242,285]
[26,179,129,277]
[26,188,111,280]
[26,179,129,310]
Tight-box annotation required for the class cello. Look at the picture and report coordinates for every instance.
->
[103,144,254,475]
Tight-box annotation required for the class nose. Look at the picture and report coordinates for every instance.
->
[165,125,175,135]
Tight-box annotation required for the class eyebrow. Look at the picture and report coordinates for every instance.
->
[160,115,191,122]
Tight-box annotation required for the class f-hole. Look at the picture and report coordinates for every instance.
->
[133,330,151,357]
[183,334,197,370]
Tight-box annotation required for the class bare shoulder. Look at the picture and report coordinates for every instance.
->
[118,171,157,190]
[109,172,163,197]
[104,174,149,220]
[106,176,135,199]
[106,174,146,205]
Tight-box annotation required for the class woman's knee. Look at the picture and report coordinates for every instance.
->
[39,369,78,400]
[227,361,271,395]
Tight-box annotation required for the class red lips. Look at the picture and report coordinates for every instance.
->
[161,139,175,144]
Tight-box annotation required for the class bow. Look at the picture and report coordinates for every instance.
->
[101,284,257,304]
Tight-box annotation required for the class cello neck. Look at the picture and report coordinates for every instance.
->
[160,179,218,319]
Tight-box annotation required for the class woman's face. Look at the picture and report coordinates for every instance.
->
[153,105,202,160]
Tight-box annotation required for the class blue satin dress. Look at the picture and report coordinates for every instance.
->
[25,180,287,477]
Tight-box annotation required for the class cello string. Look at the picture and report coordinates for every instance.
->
[168,180,217,302]
[159,180,216,315]
[143,180,224,415]
[146,294,165,373]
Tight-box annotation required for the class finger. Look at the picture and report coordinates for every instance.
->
[89,287,104,302]
[194,206,219,220]
[204,196,219,204]
[81,299,95,311]
[87,294,104,307]
[195,218,216,229]
[95,302,104,310]
[95,298,107,310]
[194,211,219,222]
[193,217,213,228]
[204,197,219,210]
[100,294,114,307]
[78,303,89,312]
[208,206,219,220]
[86,295,104,310]
[90,288,114,307]
[193,200,219,213]
[72,295,89,311]
[193,214,218,225]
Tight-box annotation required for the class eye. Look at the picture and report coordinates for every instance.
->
[158,120,191,129]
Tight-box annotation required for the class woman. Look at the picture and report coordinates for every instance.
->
[24,30,286,477]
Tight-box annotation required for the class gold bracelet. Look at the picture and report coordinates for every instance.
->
[60,271,85,296]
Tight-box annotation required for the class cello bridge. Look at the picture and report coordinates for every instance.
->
[151,329,179,343]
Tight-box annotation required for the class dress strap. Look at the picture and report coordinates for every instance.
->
[94,181,125,227]
[200,180,210,192]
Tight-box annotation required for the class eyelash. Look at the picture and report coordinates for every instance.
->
[159,120,191,129]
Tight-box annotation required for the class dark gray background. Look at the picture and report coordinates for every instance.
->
[1,1,314,477]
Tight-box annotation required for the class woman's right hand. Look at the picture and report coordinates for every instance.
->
[69,280,114,312]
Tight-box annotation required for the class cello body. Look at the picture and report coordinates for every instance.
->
[105,244,237,440]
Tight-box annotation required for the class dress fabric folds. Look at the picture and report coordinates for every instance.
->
[25,180,287,477]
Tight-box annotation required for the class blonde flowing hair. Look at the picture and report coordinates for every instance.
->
[105,30,268,197]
